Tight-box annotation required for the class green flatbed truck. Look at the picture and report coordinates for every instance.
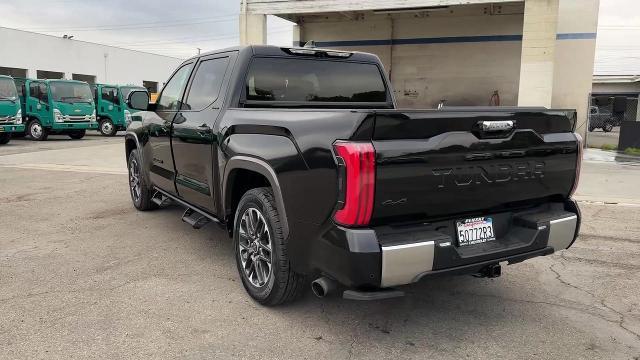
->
[93,84,148,136]
[0,75,25,145]
[23,79,98,141]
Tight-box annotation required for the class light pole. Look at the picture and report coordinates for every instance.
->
[103,53,108,82]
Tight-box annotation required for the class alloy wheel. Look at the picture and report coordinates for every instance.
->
[238,207,273,288]
[129,157,141,203]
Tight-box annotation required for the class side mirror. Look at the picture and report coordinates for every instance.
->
[127,90,149,111]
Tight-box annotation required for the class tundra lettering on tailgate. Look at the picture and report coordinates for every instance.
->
[432,161,545,189]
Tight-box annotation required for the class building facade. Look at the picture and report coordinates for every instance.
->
[240,0,600,138]
[0,27,182,92]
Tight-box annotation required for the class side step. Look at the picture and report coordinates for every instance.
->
[182,208,211,229]
[151,191,172,207]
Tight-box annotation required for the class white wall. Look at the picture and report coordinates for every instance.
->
[300,3,525,107]
[0,27,182,87]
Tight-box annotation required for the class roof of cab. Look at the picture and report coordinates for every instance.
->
[186,45,381,64]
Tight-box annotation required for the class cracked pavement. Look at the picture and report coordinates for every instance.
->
[1,135,640,359]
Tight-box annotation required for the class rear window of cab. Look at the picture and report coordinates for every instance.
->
[245,57,388,104]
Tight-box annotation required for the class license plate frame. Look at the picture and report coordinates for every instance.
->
[456,217,496,247]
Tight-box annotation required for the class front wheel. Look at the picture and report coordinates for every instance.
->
[28,120,49,141]
[603,122,614,133]
[127,149,157,211]
[99,119,117,137]
[234,187,305,306]
[68,130,86,139]
[0,133,11,145]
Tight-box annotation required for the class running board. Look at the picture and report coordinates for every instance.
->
[152,187,222,230]
[182,208,210,229]
[151,191,173,207]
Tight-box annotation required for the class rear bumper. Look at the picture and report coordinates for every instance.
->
[316,200,580,289]
[0,124,25,133]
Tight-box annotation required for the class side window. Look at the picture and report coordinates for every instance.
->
[29,83,39,99]
[101,87,117,104]
[183,57,229,111]
[38,84,48,102]
[157,63,194,111]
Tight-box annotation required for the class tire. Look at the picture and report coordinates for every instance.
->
[127,149,157,211]
[0,133,11,145]
[68,130,86,139]
[603,122,614,133]
[234,187,305,306]
[28,119,48,141]
[588,125,595,132]
[99,119,117,137]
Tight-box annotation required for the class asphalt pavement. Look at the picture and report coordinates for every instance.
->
[1,135,640,359]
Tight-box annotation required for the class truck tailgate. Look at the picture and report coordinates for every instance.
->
[371,109,580,224]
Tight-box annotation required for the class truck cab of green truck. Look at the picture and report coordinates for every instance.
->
[0,75,25,145]
[22,79,97,141]
[93,84,147,136]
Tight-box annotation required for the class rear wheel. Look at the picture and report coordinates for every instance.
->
[99,119,117,136]
[234,187,305,305]
[68,130,86,139]
[28,119,48,141]
[603,122,614,133]
[127,148,157,211]
[0,133,11,145]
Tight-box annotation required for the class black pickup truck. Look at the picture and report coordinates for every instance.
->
[124,45,582,305]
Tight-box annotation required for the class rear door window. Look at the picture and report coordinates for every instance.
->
[245,58,388,104]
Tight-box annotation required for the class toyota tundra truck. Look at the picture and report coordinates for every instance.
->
[124,45,582,305]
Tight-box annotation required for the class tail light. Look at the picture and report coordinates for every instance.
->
[569,132,583,197]
[333,141,376,227]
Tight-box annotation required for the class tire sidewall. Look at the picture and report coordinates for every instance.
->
[234,191,280,302]
[0,133,11,144]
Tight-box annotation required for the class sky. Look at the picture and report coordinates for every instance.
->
[0,0,637,75]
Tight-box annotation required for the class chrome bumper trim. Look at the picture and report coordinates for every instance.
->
[547,215,578,251]
[381,241,434,288]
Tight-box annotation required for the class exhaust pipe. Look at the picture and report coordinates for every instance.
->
[311,277,336,298]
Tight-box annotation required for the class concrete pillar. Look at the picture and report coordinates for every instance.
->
[292,24,303,47]
[551,0,599,138]
[239,13,267,45]
[517,0,559,108]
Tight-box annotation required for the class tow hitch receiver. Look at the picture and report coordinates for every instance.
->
[476,263,502,278]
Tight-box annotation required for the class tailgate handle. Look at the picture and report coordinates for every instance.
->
[478,120,514,132]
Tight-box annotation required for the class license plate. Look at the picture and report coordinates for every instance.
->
[456,217,496,246]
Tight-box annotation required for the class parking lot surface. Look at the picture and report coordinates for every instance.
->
[2,136,640,359]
